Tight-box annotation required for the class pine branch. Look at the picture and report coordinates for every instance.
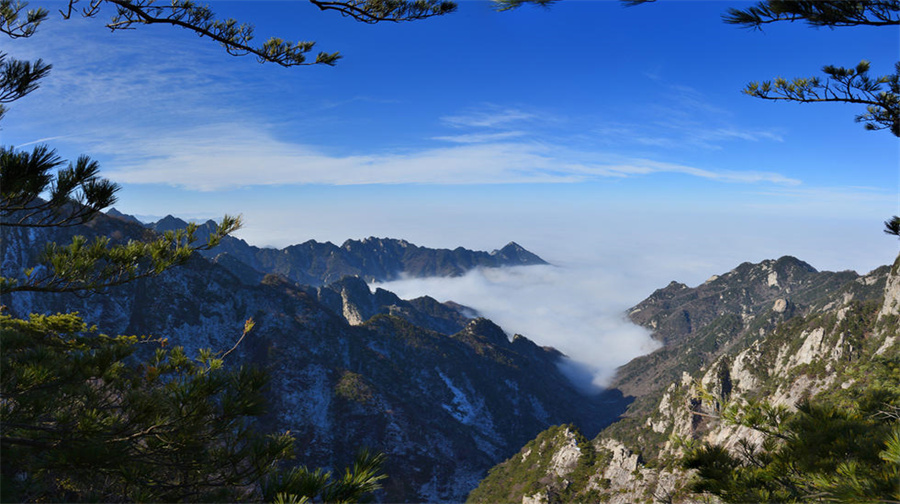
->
[98,0,340,66]
[0,0,49,38]
[310,0,457,23]
[744,60,900,136]
[1,215,243,295]
[724,0,900,30]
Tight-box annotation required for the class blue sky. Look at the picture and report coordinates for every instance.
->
[4,0,899,282]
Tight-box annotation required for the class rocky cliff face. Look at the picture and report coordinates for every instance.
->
[468,254,899,504]
[614,256,865,399]
[1,211,619,503]
[308,275,473,335]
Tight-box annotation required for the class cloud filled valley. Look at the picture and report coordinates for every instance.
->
[374,264,661,390]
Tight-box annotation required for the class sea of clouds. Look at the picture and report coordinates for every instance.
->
[373,263,662,392]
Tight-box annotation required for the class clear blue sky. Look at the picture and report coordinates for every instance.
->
[5,0,899,284]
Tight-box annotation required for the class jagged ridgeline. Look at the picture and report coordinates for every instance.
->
[147,213,547,286]
[468,254,900,503]
[1,209,625,502]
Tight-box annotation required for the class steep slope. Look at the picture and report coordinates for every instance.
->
[2,211,622,502]
[469,254,898,503]
[144,213,547,286]
[613,257,868,401]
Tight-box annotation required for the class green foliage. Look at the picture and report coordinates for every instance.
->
[723,0,900,29]
[0,9,392,498]
[0,144,117,227]
[2,214,242,294]
[1,110,241,294]
[309,0,457,23]
[0,51,50,120]
[724,0,900,136]
[492,0,559,11]
[624,0,900,137]
[743,60,900,136]
[0,311,296,502]
[0,311,389,503]
[263,448,387,504]
[682,380,900,503]
[1,69,242,296]
[0,0,47,38]
[335,370,376,404]
[886,215,900,237]
[557,433,604,502]
[467,425,562,503]
[1,0,461,68]
[466,425,601,503]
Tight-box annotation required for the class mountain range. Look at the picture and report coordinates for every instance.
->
[140,212,547,286]
[2,209,616,502]
[7,208,897,502]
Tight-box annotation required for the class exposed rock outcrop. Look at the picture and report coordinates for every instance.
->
[469,254,899,504]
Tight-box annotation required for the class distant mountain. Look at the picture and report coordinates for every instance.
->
[140,213,548,286]
[4,209,616,502]
[105,207,144,225]
[468,255,898,503]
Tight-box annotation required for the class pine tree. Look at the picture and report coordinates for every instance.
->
[0,313,293,502]
[681,372,900,503]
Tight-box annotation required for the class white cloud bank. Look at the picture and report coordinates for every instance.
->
[373,264,661,391]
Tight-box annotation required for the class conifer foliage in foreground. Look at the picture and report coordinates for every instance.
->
[0,2,410,501]
[0,312,294,502]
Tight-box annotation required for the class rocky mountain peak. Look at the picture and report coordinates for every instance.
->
[150,214,190,232]
[773,255,817,272]
[105,207,142,224]
[717,255,820,293]
[178,229,549,287]
[491,242,548,266]
[461,318,511,347]
[493,241,524,253]
[614,256,864,398]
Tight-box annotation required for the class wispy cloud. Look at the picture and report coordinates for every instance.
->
[589,159,801,185]
[431,131,528,143]
[7,21,798,191]
[13,135,75,147]
[590,83,785,150]
[7,17,239,115]
[93,122,801,190]
[441,106,538,128]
